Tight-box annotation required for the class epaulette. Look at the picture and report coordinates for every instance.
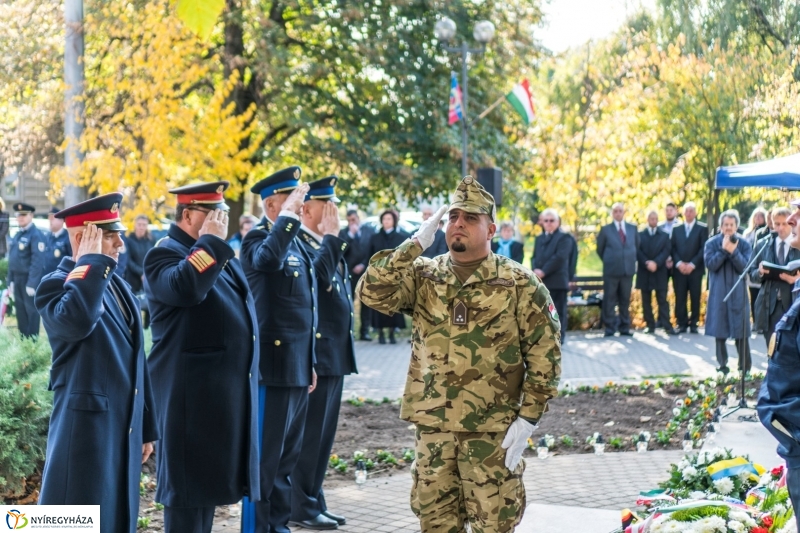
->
[155,236,170,247]
[299,231,321,250]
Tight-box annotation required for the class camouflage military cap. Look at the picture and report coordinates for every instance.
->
[448,176,496,221]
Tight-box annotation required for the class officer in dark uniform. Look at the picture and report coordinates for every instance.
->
[143,182,261,533]
[240,167,318,533]
[290,177,357,530]
[7,202,45,337]
[35,193,159,533]
[758,197,800,533]
[43,206,72,276]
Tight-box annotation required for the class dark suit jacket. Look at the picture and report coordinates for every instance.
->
[567,233,578,282]
[636,228,670,291]
[339,223,376,275]
[143,225,260,507]
[532,231,571,290]
[491,239,524,264]
[298,229,358,377]
[241,216,317,387]
[671,221,709,273]
[750,233,800,332]
[36,254,158,533]
[596,221,639,277]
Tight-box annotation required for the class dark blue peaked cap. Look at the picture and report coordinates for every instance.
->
[12,202,35,214]
[55,192,127,232]
[305,176,340,203]
[251,166,302,199]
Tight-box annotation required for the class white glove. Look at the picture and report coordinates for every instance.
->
[26,286,35,297]
[501,417,537,470]
[413,205,448,251]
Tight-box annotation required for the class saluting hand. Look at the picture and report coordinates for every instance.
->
[199,209,229,240]
[74,224,103,263]
[318,202,341,237]
[282,183,310,215]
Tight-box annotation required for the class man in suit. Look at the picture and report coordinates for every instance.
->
[7,202,45,337]
[657,202,679,329]
[35,193,158,533]
[292,177,357,530]
[659,202,679,238]
[491,222,524,263]
[339,209,375,340]
[143,182,260,533]
[671,202,709,333]
[420,205,448,258]
[43,206,72,276]
[596,202,639,336]
[532,208,571,341]
[752,207,800,345]
[637,211,674,334]
[240,168,318,533]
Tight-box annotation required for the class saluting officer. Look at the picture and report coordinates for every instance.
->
[143,182,261,533]
[758,197,800,533]
[7,202,45,337]
[240,167,318,533]
[290,177,357,530]
[35,193,158,533]
[43,206,73,276]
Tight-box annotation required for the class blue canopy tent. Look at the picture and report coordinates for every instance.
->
[715,152,800,190]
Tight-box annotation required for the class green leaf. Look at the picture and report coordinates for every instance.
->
[175,0,224,40]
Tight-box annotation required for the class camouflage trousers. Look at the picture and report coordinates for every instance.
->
[410,426,526,533]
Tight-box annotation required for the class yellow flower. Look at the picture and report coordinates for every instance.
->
[643,380,650,386]
[606,381,614,387]
[330,454,338,461]
[684,398,692,406]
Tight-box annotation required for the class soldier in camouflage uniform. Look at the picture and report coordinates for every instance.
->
[357,177,561,533]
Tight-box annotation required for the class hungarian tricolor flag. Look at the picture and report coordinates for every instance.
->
[448,72,463,125]
[506,79,536,125]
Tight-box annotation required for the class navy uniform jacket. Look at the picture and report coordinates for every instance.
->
[42,230,73,276]
[298,228,357,377]
[241,216,317,386]
[758,297,800,467]
[35,254,158,533]
[7,224,45,288]
[144,225,260,507]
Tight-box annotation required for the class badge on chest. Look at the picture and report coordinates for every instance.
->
[452,299,468,326]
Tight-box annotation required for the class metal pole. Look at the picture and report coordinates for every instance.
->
[461,42,469,178]
[64,0,87,207]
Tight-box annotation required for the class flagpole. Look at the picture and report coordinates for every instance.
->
[460,42,469,177]
[470,95,506,126]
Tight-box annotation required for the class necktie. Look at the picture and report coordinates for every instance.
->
[779,241,786,265]
[686,224,691,237]
[618,224,626,244]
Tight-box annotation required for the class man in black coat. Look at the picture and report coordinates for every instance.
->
[35,193,158,533]
[420,205,448,258]
[491,222,524,263]
[751,207,800,344]
[339,209,375,340]
[143,182,260,533]
[42,206,72,276]
[671,202,709,333]
[292,177,357,530]
[637,211,673,334]
[241,168,318,533]
[7,202,45,337]
[124,215,155,294]
[532,208,571,341]
[596,202,640,336]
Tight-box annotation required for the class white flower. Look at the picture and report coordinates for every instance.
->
[778,520,799,533]
[689,490,706,500]
[708,380,717,388]
[728,510,755,527]
[688,515,727,533]
[687,389,697,398]
[773,503,786,514]
[698,384,706,395]
[682,466,698,480]
[673,407,682,416]
[759,472,773,485]
[676,398,685,406]
[727,520,746,533]
[737,470,751,482]
[695,451,710,466]
[678,459,690,470]
[712,477,734,495]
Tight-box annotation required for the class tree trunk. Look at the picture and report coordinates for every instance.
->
[64,0,87,206]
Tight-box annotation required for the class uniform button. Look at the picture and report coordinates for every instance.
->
[316,333,321,339]
[135,388,138,395]
[129,428,132,434]
[313,306,316,312]
[253,335,256,341]
[350,330,354,335]
[310,268,313,274]
[294,271,299,278]
[274,340,281,346]
[249,373,252,378]
[350,312,354,317]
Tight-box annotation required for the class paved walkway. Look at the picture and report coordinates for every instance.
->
[344,329,769,400]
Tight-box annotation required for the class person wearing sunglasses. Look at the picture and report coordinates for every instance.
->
[532,209,572,342]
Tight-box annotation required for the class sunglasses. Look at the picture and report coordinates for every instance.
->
[541,219,556,223]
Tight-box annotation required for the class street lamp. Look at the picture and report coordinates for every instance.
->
[434,16,495,177]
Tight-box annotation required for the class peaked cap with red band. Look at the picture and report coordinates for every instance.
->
[169,181,230,211]
[55,192,127,232]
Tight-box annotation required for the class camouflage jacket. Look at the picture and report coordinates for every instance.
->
[357,239,561,431]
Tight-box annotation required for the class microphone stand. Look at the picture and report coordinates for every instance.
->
[721,234,771,421]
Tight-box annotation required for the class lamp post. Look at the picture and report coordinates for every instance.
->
[434,17,495,177]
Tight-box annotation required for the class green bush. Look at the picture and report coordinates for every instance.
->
[0,328,52,499]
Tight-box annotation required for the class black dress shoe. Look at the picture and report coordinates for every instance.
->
[604,332,615,337]
[677,327,688,333]
[665,327,678,335]
[322,511,346,525]
[643,327,655,334]
[716,366,730,375]
[359,334,373,341]
[289,514,339,530]
[619,331,633,337]
[690,327,699,334]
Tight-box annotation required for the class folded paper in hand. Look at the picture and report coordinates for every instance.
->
[761,259,800,281]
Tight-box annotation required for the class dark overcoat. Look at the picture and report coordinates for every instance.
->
[35,254,158,533]
[241,216,317,386]
[750,234,800,333]
[8,223,45,288]
[636,228,671,291]
[532,231,571,291]
[704,233,752,339]
[143,225,260,507]
[298,229,357,377]
[124,234,155,293]
[42,230,72,276]
[367,228,408,329]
